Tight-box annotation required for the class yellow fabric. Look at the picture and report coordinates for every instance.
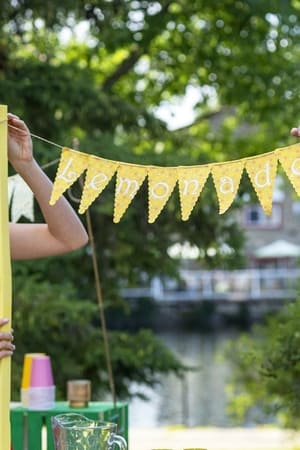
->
[50,143,300,222]
[49,147,88,205]
[177,165,210,220]
[79,156,118,214]
[277,143,300,195]
[148,166,177,223]
[245,152,277,215]
[212,160,244,214]
[113,164,147,223]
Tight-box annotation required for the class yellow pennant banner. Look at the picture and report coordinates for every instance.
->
[212,160,245,214]
[245,153,278,215]
[50,143,300,222]
[79,156,118,214]
[49,148,88,205]
[178,165,210,220]
[148,166,177,223]
[114,164,147,222]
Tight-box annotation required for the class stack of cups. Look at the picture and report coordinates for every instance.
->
[21,353,55,410]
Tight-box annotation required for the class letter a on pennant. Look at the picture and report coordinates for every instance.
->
[177,165,210,220]
[79,156,118,214]
[148,167,178,223]
[50,148,88,205]
[277,143,300,196]
[113,164,147,222]
[245,153,277,215]
[212,160,244,214]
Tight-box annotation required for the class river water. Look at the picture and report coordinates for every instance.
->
[129,330,240,428]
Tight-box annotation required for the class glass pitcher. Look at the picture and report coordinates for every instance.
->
[51,413,127,450]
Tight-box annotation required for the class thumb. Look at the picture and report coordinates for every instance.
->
[0,318,9,327]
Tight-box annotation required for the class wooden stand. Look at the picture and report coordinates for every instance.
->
[0,105,12,450]
[10,401,129,450]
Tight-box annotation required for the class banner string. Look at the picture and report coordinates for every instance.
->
[7,122,63,149]
[2,119,62,169]
[3,116,300,222]
[3,119,284,167]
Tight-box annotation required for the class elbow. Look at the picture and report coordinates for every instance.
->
[81,232,89,248]
[74,231,89,250]
[67,229,89,252]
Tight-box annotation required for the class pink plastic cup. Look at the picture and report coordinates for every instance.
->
[30,355,54,387]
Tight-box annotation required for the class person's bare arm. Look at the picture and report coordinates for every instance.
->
[8,113,88,260]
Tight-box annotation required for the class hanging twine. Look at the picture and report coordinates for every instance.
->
[68,177,117,407]
[85,205,117,407]
[7,121,63,149]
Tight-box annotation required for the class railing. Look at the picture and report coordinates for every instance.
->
[121,267,300,302]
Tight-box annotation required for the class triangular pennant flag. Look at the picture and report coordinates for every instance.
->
[148,166,178,223]
[8,175,16,206]
[113,164,147,223]
[49,147,88,205]
[177,165,210,220]
[79,156,118,214]
[10,175,34,222]
[245,153,277,215]
[212,160,245,214]
[277,143,300,195]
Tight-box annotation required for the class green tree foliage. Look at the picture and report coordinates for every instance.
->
[2,1,300,400]
[11,274,186,400]
[224,299,300,428]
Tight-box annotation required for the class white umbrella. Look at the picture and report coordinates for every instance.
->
[254,239,300,259]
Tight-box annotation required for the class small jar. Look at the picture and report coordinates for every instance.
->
[67,380,91,408]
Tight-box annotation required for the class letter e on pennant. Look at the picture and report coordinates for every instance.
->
[277,143,300,196]
[79,156,118,213]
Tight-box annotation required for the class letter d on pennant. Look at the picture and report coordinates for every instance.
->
[245,153,277,215]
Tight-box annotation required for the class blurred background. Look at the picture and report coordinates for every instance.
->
[4,0,300,434]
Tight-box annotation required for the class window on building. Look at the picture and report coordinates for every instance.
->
[243,203,282,229]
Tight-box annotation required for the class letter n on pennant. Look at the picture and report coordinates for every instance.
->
[212,160,244,214]
[277,143,300,196]
[50,147,88,205]
[177,166,210,220]
[245,153,278,215]
[113,164,147,222]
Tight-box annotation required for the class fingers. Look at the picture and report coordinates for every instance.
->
[8,113,29,136]
[0,330,14,341]
[291,127,300,137]
[0,335,15,359]
[0,317,15,359]
[0,318,14,340]
[0,317,9,326]
[0,350,14,359]
[0,338,15,350]
[0,317,12,334]
[8,113,20,120]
